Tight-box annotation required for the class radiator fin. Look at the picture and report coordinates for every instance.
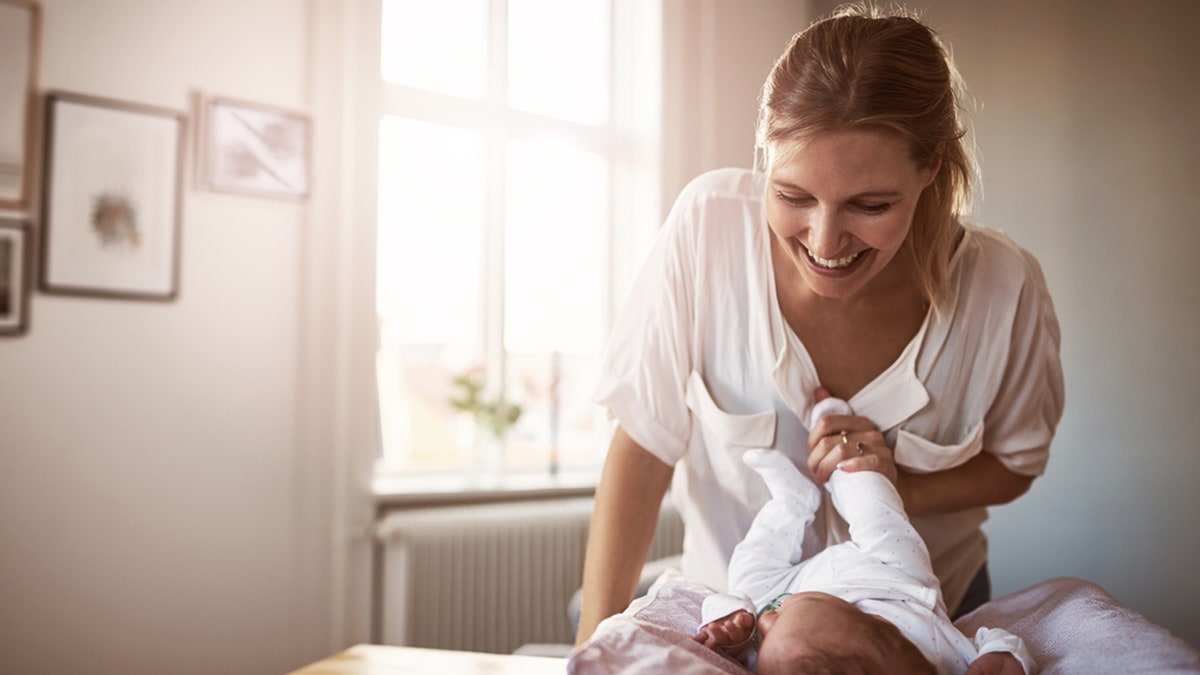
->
[377,496,683,654]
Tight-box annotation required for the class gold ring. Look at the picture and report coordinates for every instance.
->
[840,430,850,445]
[856,441,866,455]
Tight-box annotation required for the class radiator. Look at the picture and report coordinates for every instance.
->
[375,496,684,654]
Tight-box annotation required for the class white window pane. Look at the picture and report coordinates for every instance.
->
[508,0,609,125]
[381,0,488,98]
[505,140,607,355]
[504,142,610,473]
[377,117,485,471]
[505,352,608,473]
[378,116,483,343]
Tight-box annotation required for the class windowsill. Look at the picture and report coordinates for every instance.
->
[372,468,600,510]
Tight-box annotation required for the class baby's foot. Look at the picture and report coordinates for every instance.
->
[692,609,756,656]
[743,448,820,506]
[809,396,853,427]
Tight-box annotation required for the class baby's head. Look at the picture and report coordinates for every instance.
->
[756,592,934,675]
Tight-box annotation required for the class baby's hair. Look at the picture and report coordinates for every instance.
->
[763,651,880,675]
[763,650,935,675]
[757,622,937,675]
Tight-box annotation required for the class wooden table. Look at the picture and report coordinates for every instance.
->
[288,644,567,674]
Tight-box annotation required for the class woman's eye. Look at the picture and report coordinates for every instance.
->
[857,202,892,215]
[776,191,807,206]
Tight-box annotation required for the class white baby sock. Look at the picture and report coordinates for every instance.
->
[742,448,820,507]
[699,592,756,626]
[808,396,853,427]
[740,397,853,502]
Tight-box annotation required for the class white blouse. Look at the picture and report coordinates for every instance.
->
[593,167,1065,612]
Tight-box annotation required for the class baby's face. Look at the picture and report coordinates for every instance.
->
[757,592,929,674]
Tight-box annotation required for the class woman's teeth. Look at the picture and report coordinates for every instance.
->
[806,248,862,269]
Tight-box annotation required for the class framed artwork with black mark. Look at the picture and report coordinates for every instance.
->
[40,91,184,301]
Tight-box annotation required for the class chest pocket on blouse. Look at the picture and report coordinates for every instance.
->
[893,421,985,474]
[685,371,776,449]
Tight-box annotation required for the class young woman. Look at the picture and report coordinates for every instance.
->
[576,5,1064,644]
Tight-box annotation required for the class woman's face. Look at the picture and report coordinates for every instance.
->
[764,128,936,301]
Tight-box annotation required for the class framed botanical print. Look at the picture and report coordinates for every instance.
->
[40,91,185,301]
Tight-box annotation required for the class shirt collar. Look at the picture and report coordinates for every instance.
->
[771,314,931,433]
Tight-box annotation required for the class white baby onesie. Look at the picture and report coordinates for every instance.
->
[700,398,1035,675]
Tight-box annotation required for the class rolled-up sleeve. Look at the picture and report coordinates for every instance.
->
[592,183,701,466]
[982,248,1065,477]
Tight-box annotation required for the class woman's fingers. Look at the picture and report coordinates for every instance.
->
[835,453,898,484]
[807,424,895,483]
[807,414,874,452]
[809,441,848,482]
[835,437,899,484]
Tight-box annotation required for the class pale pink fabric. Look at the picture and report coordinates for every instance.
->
[957,576,1200,674]
[569,573,1200,674]
[568,570,748,675]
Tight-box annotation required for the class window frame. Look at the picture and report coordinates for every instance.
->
[365,0,663,480]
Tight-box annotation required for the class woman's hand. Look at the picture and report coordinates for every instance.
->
[807,388,898,485]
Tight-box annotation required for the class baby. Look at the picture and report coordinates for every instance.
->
[692,397,1035,675]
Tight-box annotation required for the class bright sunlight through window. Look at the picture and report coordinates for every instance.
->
[373,0,661,482]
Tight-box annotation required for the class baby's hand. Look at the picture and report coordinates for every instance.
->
[692,610,756,662]
[966,652,1026,675]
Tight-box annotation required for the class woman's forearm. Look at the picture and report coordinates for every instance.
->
[575,426,674,645]
[897,449,1038,516]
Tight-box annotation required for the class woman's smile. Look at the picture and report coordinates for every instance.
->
[765,127,936,301]
[801,242,867,272]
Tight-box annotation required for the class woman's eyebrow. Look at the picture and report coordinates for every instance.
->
[851,190,903,199]
[770,180,903,200]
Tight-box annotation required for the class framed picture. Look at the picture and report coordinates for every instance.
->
[0,0,42,210]
[40,91,184,301]
[0,219,30,335]
[200,96,310,200]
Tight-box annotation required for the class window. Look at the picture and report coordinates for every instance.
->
[372,0,661,480]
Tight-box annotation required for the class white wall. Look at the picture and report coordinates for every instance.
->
[0,1,366,673]
[0,3,812,672]
[807,0,1200,647]
[661,0,810,212]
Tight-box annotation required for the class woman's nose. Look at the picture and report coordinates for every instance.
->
[807,206,844,256]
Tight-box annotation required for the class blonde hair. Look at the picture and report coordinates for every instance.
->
[756,3,975,308]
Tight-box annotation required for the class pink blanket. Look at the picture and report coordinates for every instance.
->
[569,571,1200,674]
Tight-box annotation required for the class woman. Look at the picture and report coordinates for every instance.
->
[575,6,1064,644]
